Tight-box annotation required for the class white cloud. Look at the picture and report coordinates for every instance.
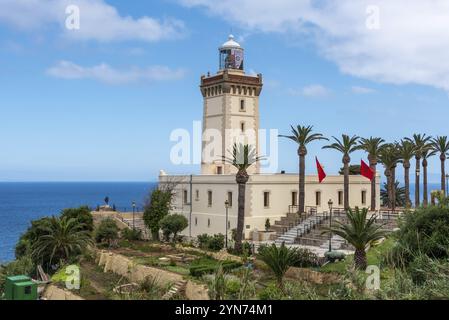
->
[288,84,330,97]
[351,86,376,94]
[0,0,185,42]
[46,61,186,85]
[180,0,449,91]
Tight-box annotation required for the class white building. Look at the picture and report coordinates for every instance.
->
[159,35,380,239]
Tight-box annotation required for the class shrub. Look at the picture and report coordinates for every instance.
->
[293,248,321,267]
[197,234,225,251]
[95,218,119,246]
[258,283,284,300]
[265,219,271,232]
[60,206,94,232]
[189,261,242,277]
[159,214,188,242]
[389,206,449,266]
[143,189,172,241]
[121,228,142,241]
[0,255,34,295]
[15,217,52,259]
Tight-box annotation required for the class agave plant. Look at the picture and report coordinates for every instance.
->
[323,207,387,270]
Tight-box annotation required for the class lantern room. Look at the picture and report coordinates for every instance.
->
[219,34,244,71]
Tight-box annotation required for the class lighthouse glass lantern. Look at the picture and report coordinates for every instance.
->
[219,35,244,71]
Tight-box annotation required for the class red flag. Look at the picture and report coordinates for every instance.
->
[316,157,326,183]
[360,159,374,181]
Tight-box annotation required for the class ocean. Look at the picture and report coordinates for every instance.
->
[0,182,156,263]
[0,181,442,264]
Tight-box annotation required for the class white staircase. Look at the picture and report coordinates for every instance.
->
[318,235,347,250]
[121,216,151,239]
[274,214,328,245]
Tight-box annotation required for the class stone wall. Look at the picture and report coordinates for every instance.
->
[43,285,83,300]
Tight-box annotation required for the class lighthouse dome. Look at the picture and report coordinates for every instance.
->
[220,34,241,49]
[219,34,244,71]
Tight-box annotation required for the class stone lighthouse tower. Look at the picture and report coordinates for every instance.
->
[200,35,263,175]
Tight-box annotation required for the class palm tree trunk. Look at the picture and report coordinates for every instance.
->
[344,160,349,211]
[299,153,305,214]
[385,168,392,209]
[423,160,428,207]
[441,155,446,195]
[391,167,396,211]
[235,182,246,253]
[354,248,367,270]
[404,165,411,208]
[415,157,420,207]
[369,161,376,211]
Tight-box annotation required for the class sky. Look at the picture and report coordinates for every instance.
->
[1,0,449,183]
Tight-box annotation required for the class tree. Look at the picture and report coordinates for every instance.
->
[338,164,361,175]
[159,214,188,242]
[405,134,432,207]
[381,181,406,207]
[359,137,385,211]
[31,217,93,267]
[223,143,262,253]
[378,144,400,210]
[431,136,449,195]
[15,217,53,259]
[323,134,360,210]
[94,217,119,246]
[143,189,172,241]
[279,125,328,213]
[323,207,386,270]
[397,140,416,208]
[422,147,435,207]
[258,243,299,290]
[60,206,94,232]
[265,218,271,232]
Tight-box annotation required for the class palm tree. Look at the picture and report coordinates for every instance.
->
[31,217,93,267]
[323,207,386,270]
[378,144,400,210]
[431,136,449,195]
[323,134,360,211]
[223,143,262,253]
[422,147,435,207]
[381,181,406,208]
[397,140,416,208]
[279,125,328,213]
[258,243,299,290]
[359,137,385,211]
[405,134,432,207]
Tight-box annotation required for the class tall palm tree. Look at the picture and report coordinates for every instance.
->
[422,147,435,207]
[405,134,432,207]
[31,217,93,267]
[279,125,328,213]
[397,140,416,208]
[223,143,262,253]
[378,144,400,210]
[359,137,385,211]
[431,136,449,195]
[323,207,386,270]
[323,134,360,211]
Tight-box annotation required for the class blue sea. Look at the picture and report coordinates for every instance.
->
[0,182,157,263]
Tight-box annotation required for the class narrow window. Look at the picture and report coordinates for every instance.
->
[362,190,367,205]
[240,99,245,111]
[291,192,298,206]
[264,192,270,208]
[240,122,245,132]
[227,192,233,207]
[338,191,343,206]
[208,190,212,207]
[195,217,198,226]
[183,190,188,205]
[208,219,211,228]
[315,191,321,206]
[217,166,223,175]
[195,189,199,201]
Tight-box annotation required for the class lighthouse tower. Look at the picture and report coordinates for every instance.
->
[200,35,263,175]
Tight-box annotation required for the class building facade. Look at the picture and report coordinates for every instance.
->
[159,35,380,239]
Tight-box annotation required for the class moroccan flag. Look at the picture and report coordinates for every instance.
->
[316,157,326,183]
[361,159,374,181]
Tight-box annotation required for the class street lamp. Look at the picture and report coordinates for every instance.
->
[328,199,333,252]
[224,200,230,249]
[132,201,136,230]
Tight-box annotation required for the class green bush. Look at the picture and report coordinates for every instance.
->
[0,256,34,294]
[388,206,449,266]
[15,217,52,259]
[197,234,225,251]
[258,283,284,300]
[60,206,94,232]
[159,214,188,242]
[293,248,321,267]
[189,260,242,277]
[121,228,142,241]
[95,218,119,245]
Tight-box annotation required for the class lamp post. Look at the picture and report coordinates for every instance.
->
[328,199,333,252]
[224,200,230,249]
[132,201,136,230]
[446,174,449,195]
